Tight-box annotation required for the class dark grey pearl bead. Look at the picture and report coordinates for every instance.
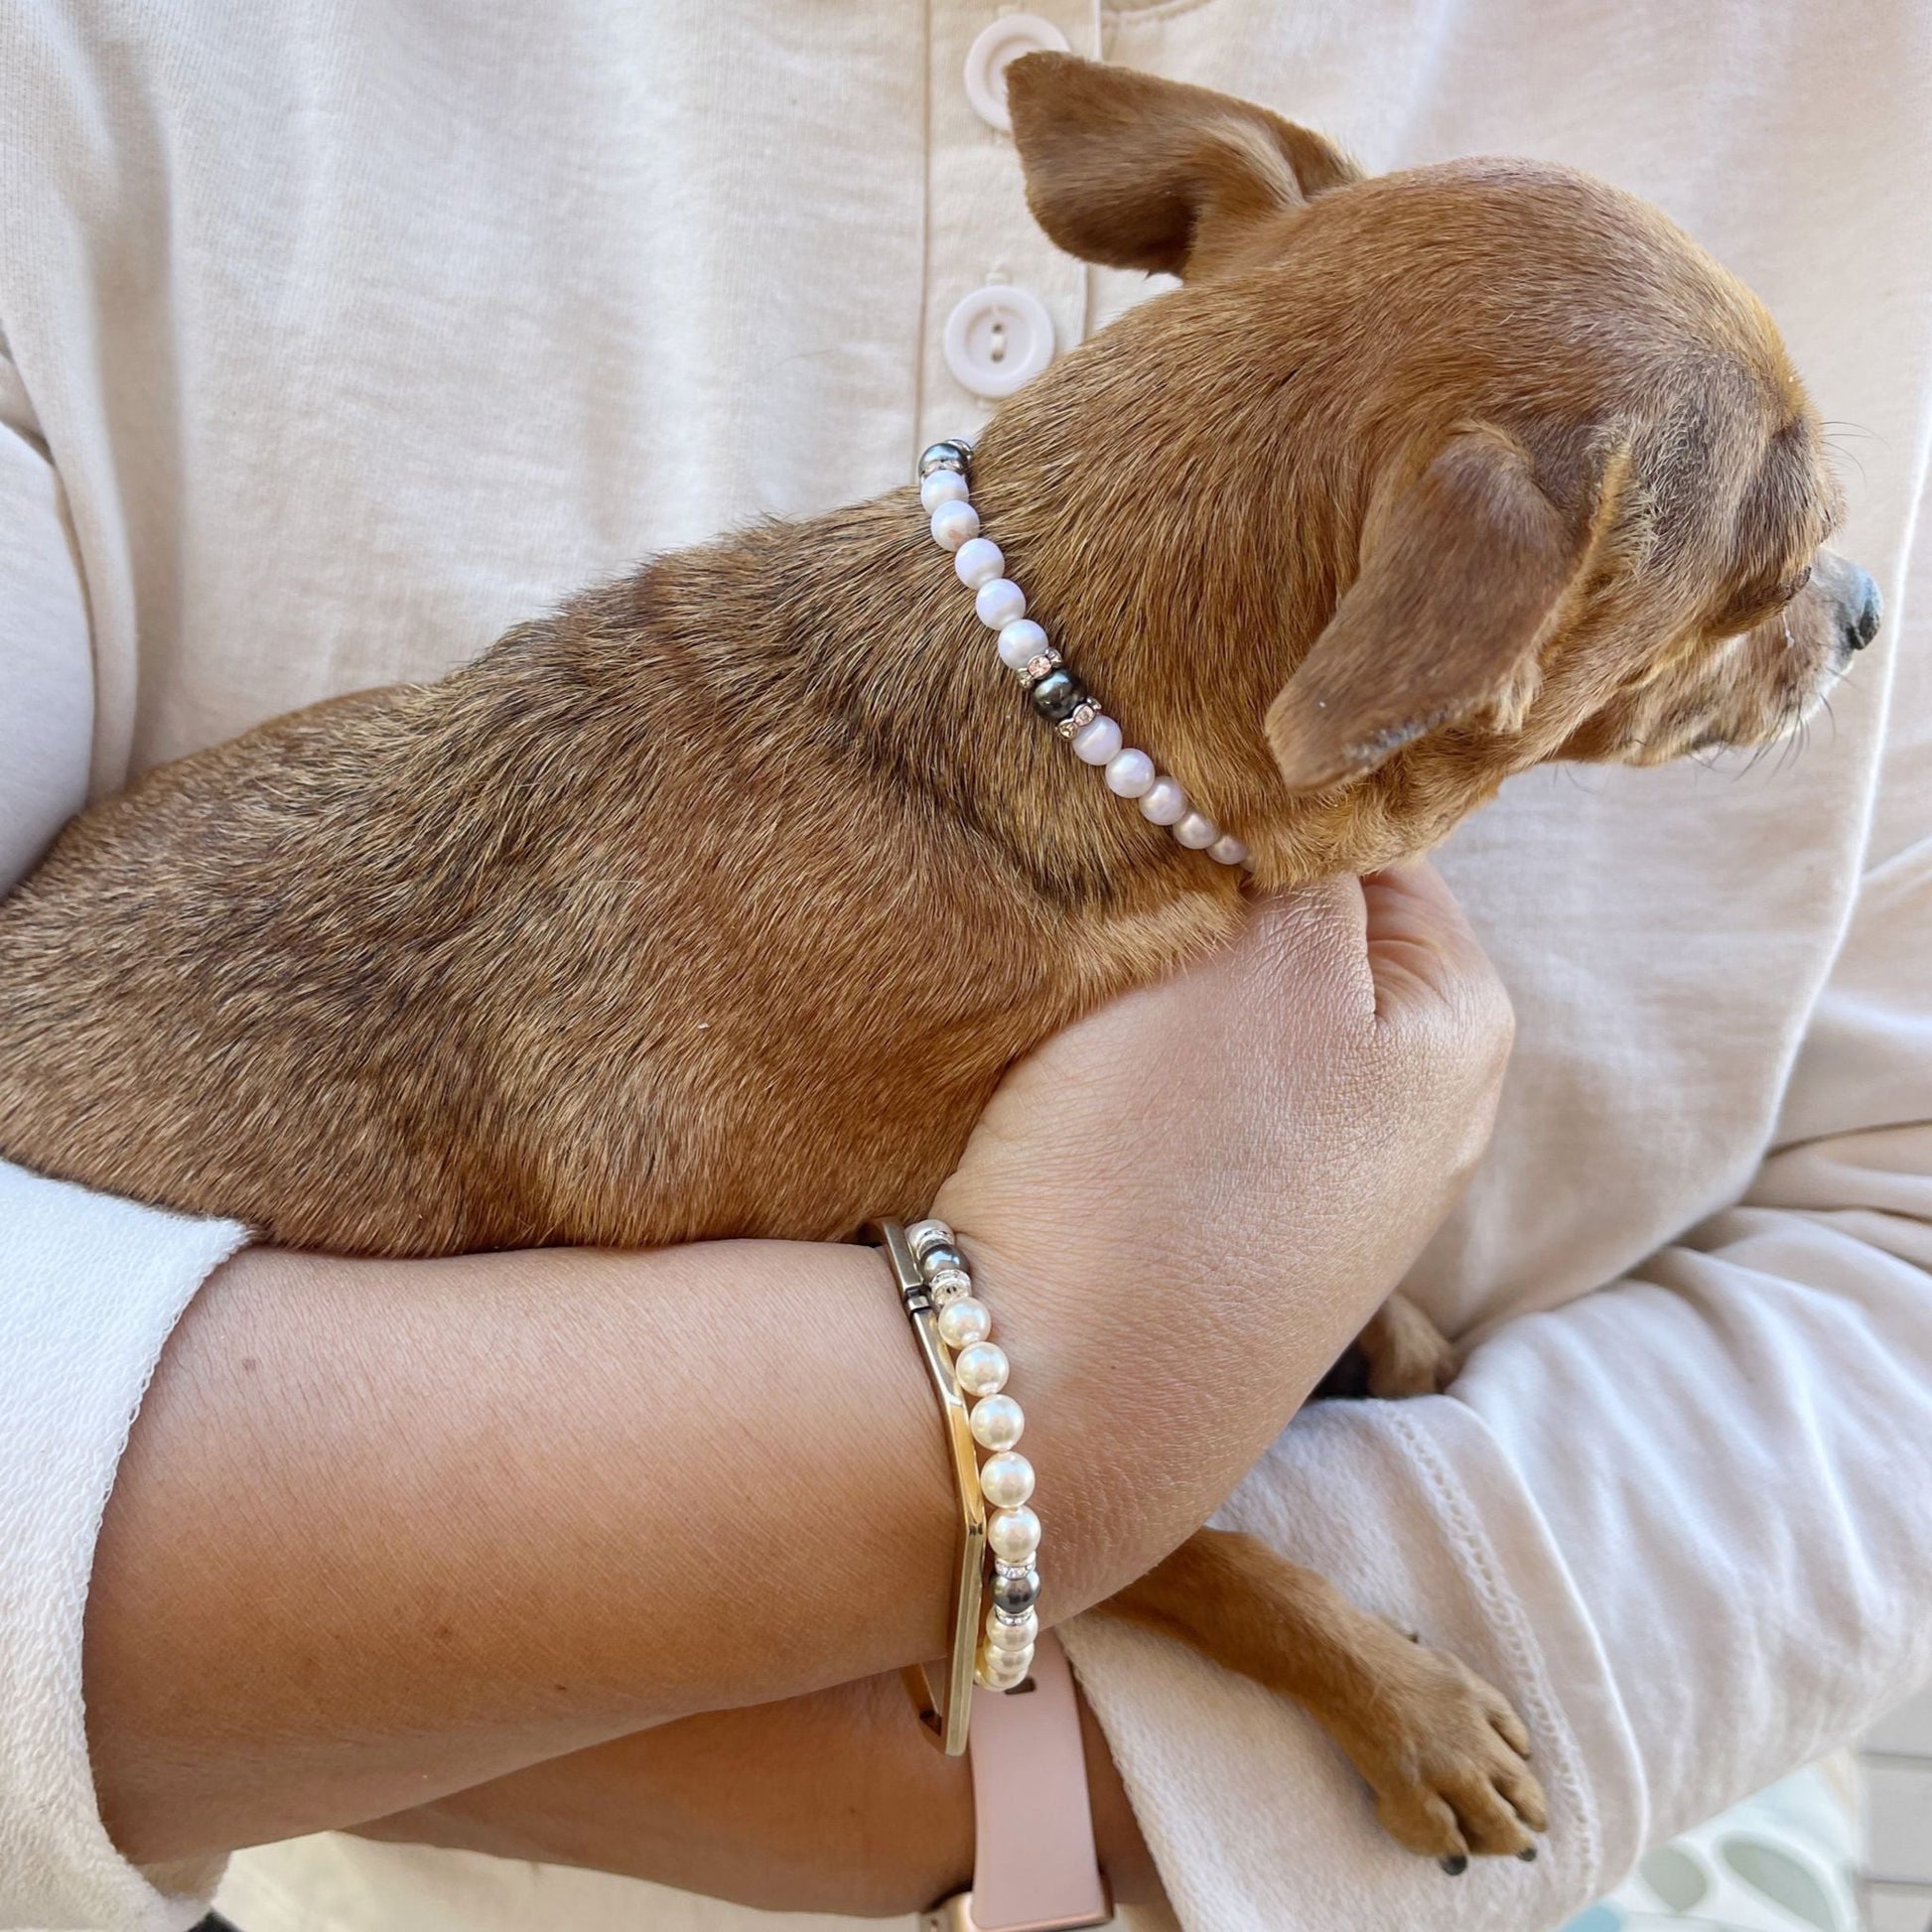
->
[918,440,973,480]
[992,1568,1040,1617]
[905,1218,955,1263]
[920,1242,965,1280]
[1030,669,1089,724]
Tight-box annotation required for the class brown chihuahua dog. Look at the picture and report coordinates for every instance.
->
[0,56,1876,1867]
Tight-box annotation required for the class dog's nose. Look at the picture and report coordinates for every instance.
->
[1813,550,1882,656]
[1842,564,1882,652]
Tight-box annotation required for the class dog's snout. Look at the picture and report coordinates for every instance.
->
[1843,565,1883,653]
[1810,550,1882,657]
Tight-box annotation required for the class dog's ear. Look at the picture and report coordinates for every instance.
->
[1267,429,1608,792]
[1006,53,1361,281]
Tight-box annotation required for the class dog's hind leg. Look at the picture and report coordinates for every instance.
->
[1353,1291,1460,1398]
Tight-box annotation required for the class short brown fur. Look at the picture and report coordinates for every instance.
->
[0,54,1863,1863]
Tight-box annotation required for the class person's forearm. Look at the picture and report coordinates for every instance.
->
[83,1238,953,1864]
[82,1230,1335,1868]
[354,1669,1165,1919]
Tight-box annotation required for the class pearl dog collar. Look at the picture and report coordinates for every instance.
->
[917,439,1250,872]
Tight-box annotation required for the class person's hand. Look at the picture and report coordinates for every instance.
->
[936,861,1513,1613]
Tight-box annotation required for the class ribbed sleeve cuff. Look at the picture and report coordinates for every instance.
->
[1059,1395,1640,1932]
[0,1161,246,1931]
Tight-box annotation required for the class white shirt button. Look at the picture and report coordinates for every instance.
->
[963,13,1072,132]
[943,282,1056,399]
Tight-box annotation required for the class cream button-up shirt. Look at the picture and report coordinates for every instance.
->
[1,4,1928,1930]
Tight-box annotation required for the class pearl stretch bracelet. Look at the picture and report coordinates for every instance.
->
[879,1218,1044,1752]
[917,438,1251,871]
[904,1219,1046,1694]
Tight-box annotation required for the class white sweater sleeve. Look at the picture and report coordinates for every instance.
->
[0,1171,246,1931]
[0,342,90,886]
[1062,668,1932,1925]
[0,345,247,1930]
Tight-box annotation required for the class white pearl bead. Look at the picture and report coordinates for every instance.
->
[1173,810,1219,850]
[997,619,1049,670]
[1071,715,1123,764]
[987,1606,1039,1649]
[953,536,1005,589]
[987,1505,1041,1563]
[974,578,1027,629]
[937,1297,992,1349]
[978,1647,1033,1690]
[1209,834,1249,867]
[1104,748,1156,797]
[930,501,980,550]
[984,1647,1035,1689]
[954,1340,1009,1397]
[980,1449,1035,1508]
[920,469,970,512]
[1139,775,1187,825]
[969,1393,1025,1450]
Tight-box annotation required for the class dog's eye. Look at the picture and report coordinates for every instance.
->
[1713,564,1811,635]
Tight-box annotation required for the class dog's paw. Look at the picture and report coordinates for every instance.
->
[1357,1292,1459,1400]
[1324,1629,1546,1863]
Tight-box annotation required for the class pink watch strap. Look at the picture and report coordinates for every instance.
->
[925,1630,1113,1931]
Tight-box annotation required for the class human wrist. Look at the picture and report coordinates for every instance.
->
[921,1210,1352,1622]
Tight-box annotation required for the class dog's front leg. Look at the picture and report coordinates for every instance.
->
[1103,1528,1546,1864]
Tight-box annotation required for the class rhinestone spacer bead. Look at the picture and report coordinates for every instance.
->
[1021,649,1062,686]
[904,1217,955,1262]
[926,1265,972,1304]
[1055,700,1101,741]
[987,1605,1039,1648]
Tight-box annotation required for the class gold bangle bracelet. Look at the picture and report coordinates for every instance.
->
[876,1218,987,1755]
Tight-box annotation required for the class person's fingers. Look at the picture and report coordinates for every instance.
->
[1363,860,1514,1045]
[1355,860,1515,1193]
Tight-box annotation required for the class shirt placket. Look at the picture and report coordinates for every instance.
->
[918,0,1102,458]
